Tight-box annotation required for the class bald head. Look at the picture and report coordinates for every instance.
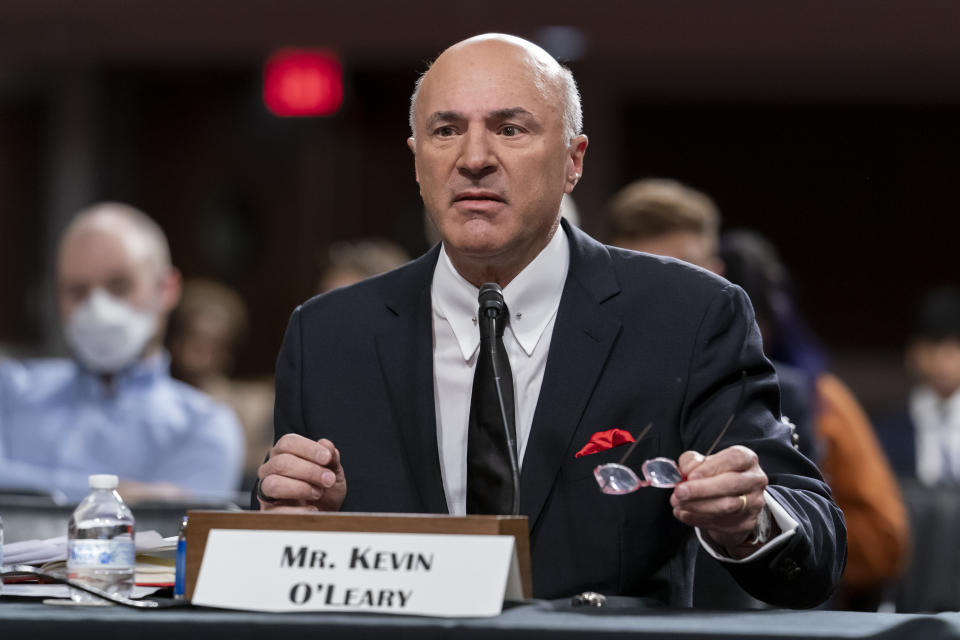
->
[409,34,582,143]
[59,202,172,279]
[405,33,588,288]
[57,202,180,327]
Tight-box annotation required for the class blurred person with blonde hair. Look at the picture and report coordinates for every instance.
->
[606,177,723,274]
[0,202,244,502]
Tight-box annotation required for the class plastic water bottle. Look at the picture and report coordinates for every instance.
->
[67,474,135,603]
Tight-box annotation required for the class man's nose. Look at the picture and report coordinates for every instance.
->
[456,127,497,180]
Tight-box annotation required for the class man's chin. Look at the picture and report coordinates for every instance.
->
[442,236,509,261]
[441,224,506,254]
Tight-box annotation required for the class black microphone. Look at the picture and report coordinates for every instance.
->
[478,283,521,516]
[478,283,505,318]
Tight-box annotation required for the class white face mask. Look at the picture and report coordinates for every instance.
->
[65,289,157,374]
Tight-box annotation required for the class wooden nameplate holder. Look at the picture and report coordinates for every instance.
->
[184,511,532,600]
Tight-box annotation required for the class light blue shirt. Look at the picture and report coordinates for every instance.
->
[0,353,245,502]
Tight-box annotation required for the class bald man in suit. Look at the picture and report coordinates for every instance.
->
[255,34,845,607]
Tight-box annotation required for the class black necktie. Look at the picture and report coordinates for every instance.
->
[466,284,519,515]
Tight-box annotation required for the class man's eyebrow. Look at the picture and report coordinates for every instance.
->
[488,107,533,120]
[424,107,535,129]
[425,110,463,129]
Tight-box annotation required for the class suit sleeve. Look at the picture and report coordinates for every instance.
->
[679,283,847,608]
[274,305,307,444]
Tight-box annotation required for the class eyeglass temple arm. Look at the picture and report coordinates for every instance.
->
[703,370,748,458]
[616,422,653,466]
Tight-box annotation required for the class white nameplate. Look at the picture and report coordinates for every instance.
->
[191,529,522,617]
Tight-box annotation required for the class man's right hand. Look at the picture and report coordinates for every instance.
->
[256,434,346,512]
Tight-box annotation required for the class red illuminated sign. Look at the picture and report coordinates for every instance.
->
[263,49,343,117]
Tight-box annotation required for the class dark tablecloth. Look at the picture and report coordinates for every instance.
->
[3,599,960,639]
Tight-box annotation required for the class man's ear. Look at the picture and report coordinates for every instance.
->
[159,266,182,313]
[564,135,588,193]
[407,137,420,183]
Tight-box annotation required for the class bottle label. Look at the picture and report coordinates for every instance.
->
[67,539,135,569]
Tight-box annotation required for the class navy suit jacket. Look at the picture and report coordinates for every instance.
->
[272,221,846,607]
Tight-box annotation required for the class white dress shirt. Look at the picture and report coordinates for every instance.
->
[431,227,569,515]
[912,385,960,486]
[429,226,795,561]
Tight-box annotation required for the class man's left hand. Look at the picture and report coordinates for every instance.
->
[670,445,768,557]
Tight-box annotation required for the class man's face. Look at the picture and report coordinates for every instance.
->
[57,227,165,323]
[615,231,722,275]
[908,338,960,399]
[408,38,586,278]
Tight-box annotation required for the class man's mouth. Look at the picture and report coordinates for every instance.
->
[453,190,506,204]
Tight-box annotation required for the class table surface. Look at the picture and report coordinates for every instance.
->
[3,599,960,640]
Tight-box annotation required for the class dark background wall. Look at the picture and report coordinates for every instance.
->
[617,101,960,348]
[1,1,958,413]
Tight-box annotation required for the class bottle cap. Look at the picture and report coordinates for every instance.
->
[88,474,119,490]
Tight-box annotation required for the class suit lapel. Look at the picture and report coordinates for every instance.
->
[375,246,449,514]
[521,222,623,531]
[372,225,622,521]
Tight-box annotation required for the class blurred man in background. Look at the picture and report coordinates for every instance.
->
[167,278,272,489]
[877,286,960,485]
[606,177,723,275]
[0,202,244,502]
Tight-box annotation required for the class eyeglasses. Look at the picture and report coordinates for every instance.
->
[594,372,747,495]
[593,423,683,494]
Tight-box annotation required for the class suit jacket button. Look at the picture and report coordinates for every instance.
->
[779,558,801,581]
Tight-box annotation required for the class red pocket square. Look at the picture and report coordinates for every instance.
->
[575,428,635,458]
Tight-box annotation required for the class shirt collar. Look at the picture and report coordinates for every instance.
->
[431,226,570,361]
[76,350,170,395]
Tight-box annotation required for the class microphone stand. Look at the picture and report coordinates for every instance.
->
[483,295,521,516]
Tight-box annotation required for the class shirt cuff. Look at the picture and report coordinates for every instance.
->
[695,490,798,564]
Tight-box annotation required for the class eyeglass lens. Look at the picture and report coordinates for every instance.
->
[593,464,640,495]
[593,457,684,495]
[642,457,684,487]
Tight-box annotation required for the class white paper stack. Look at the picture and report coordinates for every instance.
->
[2,530,176,566]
